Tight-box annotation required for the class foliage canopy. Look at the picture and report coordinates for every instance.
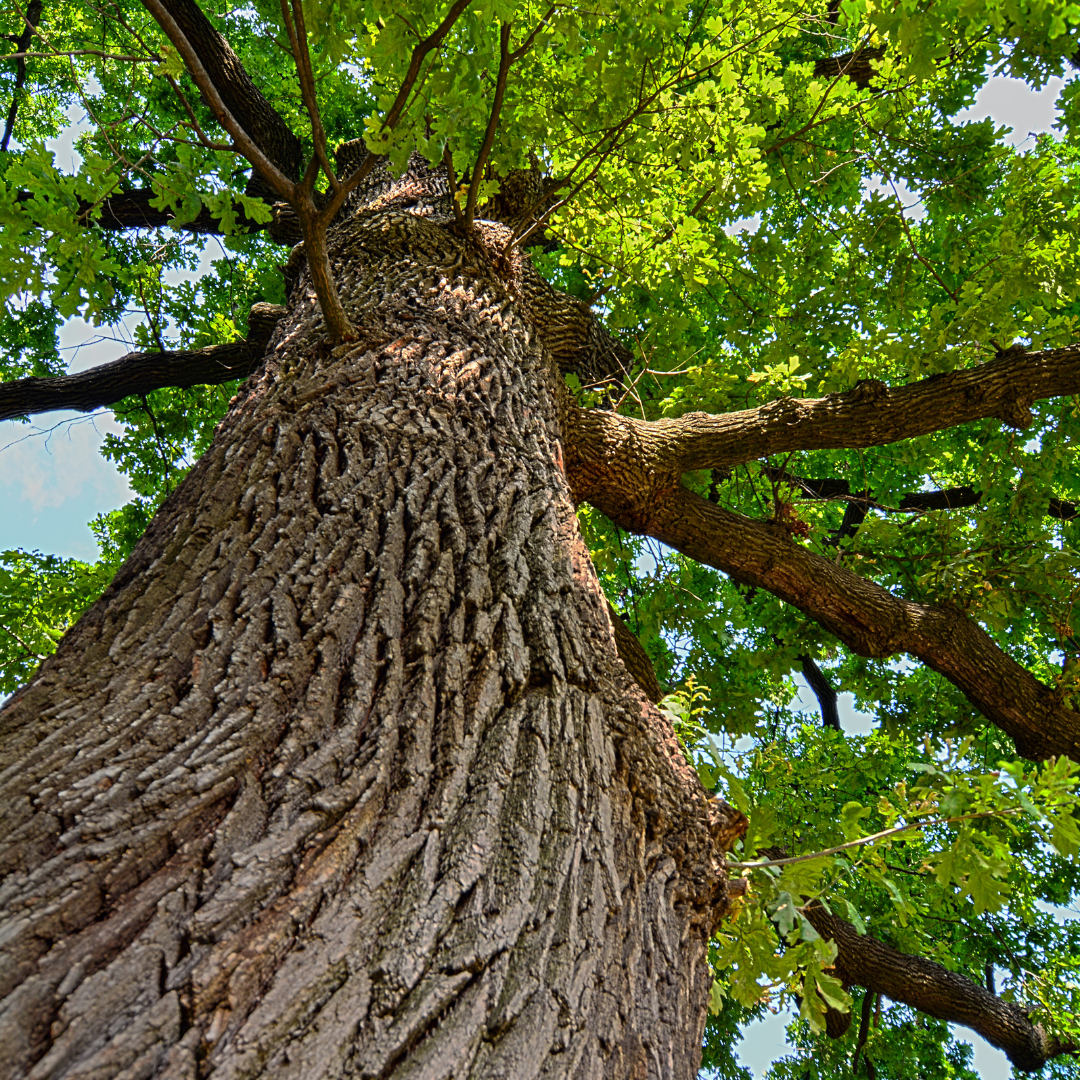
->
[3,0,1080,1074]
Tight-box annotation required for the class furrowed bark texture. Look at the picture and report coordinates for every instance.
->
[0,205,744,1079]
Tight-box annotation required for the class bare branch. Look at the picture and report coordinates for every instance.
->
[728,809,1019,870]
[812,46,885,90]
[803,904,1078,1072]
[0,304,285,422]
[567,344,1080,475]
[140,0,302,185]
[11,186,261,235]
[606,599,663,703]
[464,22,512,229]
[762,467,1078,525]
[799,653,840,730]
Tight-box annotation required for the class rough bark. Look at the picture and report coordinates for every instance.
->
[0,304,285,422]
[607,601,664,704]
[0,203,745,1079]
[813,47,886,90]
[803,905,1078,1072]
[568,345,1079,475]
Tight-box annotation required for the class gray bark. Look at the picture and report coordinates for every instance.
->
[0,204,744,1079]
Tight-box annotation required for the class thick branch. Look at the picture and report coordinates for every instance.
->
[803,904,1077,1072]
[572,344,1080,474]
[1,0,43,152]
[648,488,1079,761]
[141,0,294,201]
[0,303,285,421]
[799,654,841,730]
[141,0,302,186]
[13,186,270,235]
[565,423,1080,760]
[813,47,885,90]
[607,600,663,703]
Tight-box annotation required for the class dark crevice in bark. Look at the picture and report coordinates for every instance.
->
[804,904,1079,1072]
[0,303,285,421]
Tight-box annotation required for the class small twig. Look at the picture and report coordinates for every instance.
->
[726,808,1021,870]
[162,72,235,151]
[139,392,173,490]
[320,0,475,224]
[280,0,338,195]
[0,621,48,661]
[4,49,154,61]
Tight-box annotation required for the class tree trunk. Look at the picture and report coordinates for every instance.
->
[0,208,744,1079]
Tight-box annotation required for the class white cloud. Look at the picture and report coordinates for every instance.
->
[955,74,1069,147]
[0,413,131,514]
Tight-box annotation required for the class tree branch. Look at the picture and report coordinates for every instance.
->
[607,599,663,703]
[565,421,1080,759]
[568,344,1080,474]
[319,0,476,225]
[812,47,886,91]
[140,0,302,187]
[278,0,337,196]
[803,904,1078,1072]
[141,0,295,201]
[82,187,246,233]
[763,468,1077,528]
[799,653,841,730]
[141,0,360,340]
[0,303,285,422]
[463,22,512,229]
[1,0,43,152]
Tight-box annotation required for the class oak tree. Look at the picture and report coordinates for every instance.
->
[3,0,1080,1077]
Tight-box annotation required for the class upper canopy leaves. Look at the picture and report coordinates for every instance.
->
[4,1,1080,1072]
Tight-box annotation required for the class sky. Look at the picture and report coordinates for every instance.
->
[1,67,1077,1080]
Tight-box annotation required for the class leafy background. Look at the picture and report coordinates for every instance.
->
[2,6,1080,1076]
